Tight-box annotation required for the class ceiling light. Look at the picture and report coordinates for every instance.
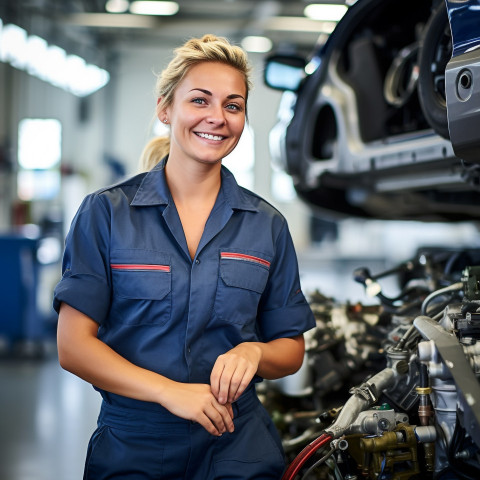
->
[265,16,337,34]
[241,36,272,53]
[0,18,109,96]
[129,1,179,16]
[105,0,129,13]
[304,4,348,22]
[63,13,158,29]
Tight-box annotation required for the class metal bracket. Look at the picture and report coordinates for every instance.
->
[414,315,480,448]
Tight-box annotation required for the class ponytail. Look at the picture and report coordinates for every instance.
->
[139,136,170,172]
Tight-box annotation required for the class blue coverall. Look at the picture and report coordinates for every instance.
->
[53,159,316,479]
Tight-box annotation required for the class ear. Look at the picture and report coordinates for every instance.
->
[156,98,166,120]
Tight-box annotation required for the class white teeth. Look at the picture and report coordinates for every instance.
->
[196,132,224,141]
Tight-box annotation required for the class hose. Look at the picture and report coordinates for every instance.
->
[281,433,333,480]
[420,282,463,315]
[300,442,336,479]
[282,427,321,452]
[395,310,443,350]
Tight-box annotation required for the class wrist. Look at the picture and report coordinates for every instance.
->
[250,342,264,365]
[154,374,175,406]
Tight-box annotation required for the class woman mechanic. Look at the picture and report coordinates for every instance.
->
[54,34,316,479]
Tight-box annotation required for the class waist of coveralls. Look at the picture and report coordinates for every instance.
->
[98,386,259,435]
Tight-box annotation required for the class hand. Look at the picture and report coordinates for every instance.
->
[210,342,262,405]
[160,382,234,436]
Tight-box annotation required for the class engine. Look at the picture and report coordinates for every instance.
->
[259,248,480,479]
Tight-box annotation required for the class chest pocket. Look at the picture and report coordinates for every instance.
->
[214,250,271,325]
[110,249,171,325]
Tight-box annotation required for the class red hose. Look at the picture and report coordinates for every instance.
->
[281,433,333,480]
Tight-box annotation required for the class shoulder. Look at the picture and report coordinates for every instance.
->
[70,172,148,223]
[239,186,287,224]
[95,171,147,197]
[83,172,148,208]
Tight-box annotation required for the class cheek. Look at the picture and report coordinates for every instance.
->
[170,104,199,126]
[233,119,246,138]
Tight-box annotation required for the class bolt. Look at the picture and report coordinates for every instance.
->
[378,418,391,431]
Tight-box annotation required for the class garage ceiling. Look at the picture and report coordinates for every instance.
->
[1,0,341,65]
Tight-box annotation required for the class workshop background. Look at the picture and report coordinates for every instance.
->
[0,1,478,479]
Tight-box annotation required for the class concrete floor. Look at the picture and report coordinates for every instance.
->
[0,354,100,480]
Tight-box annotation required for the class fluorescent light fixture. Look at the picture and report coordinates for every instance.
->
[105,0,129,13]
[43,45,68,87]
[265,16,337,34]
[26,35,49,76]
[129,1,179,15]
[241,36,272,53]
[0,23,28,68]
[64,13,158,28]
[0,17,110,96]
[304,4,348,22]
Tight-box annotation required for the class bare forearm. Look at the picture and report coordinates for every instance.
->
[254,335,305,379]
[57,304,170,404]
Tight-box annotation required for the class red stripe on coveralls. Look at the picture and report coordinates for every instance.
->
[111,264,170,272]
[220,252,271,268]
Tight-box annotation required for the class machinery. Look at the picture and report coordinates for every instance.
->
[259,249,480,479]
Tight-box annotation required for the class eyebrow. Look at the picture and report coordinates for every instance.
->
[190,88,245,101]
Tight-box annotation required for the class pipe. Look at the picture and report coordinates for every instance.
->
[324,368,396,439]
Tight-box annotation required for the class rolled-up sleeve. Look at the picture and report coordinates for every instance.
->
[258,222,315,341]
[53,194,112,324]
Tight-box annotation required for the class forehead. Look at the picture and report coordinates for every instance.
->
[177,61,247,97]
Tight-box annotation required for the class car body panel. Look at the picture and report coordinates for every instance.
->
[265,0,480,221]
[445,0,480,161]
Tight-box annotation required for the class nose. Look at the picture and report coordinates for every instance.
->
[206,104,226,125]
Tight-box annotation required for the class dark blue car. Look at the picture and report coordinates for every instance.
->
[264,0,480,221]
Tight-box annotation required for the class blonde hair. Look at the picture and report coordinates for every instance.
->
[139,34,252,171]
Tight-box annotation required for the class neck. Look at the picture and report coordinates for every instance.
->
[165,155,222,205]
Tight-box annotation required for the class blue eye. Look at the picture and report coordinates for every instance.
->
[192,97,206,104]
[226,103,243,112]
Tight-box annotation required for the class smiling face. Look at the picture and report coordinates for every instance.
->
[162,61,247,167]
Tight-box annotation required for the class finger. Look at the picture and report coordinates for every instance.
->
[217,363,237,405]
[205,402,234,435]
[215,402,235,433]
[194,410,222,437]
[225,365,248,403]
[226,402,234,420]
[224,360,255,403]
[231,365,256,402]
[210,358,225,399]
[224,404,235,433]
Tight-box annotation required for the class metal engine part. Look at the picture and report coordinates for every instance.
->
[264,250,480,479]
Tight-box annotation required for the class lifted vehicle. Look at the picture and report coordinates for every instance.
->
[264,0,480,221]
